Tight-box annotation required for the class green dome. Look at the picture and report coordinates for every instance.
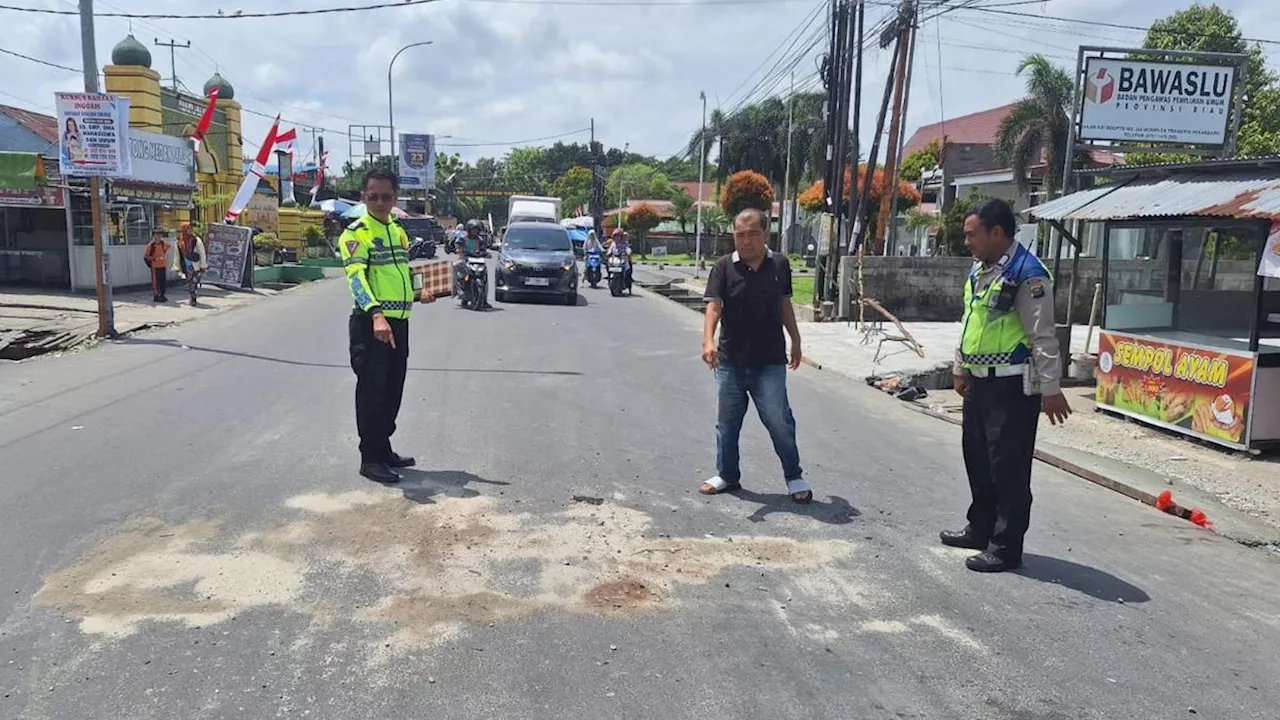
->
[110,34,151,68]
[203,72,234,100]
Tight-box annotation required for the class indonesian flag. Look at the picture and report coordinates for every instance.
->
[191,87,219,152]
[225,115,280,224]
[310,150,328,200]
[274,127,297,158]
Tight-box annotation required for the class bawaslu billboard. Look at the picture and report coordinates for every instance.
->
[1079,57,1236,146]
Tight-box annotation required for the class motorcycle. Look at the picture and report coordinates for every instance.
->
[606,254,630,297]
[585,247,603,288]
[407,236,436,260]
[459,254,490,310]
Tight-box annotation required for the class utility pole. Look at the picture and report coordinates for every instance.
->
[81,0,114,338]
[153,38,190,92]
[874,0,914,255]
[847,0,865,247]
[827,0,857,303]
[695,91,707,277]
[883,0,918,256]
[782,74,794,255]
[853,30,901,255]
[590,118,603,244]
[815,0,844,308]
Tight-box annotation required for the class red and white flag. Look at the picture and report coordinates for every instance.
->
[225,115,280,224]
[191,87,220,152]
[310,150,328,200]
[274,127,297,157]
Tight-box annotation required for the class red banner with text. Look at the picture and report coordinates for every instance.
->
[1095,331,1254,447]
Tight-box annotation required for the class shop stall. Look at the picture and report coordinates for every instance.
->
[1031,159,1280,452]
[0,156,70,287]
[69,132,195,291]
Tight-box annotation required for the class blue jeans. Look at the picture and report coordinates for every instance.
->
[715,363,803,484]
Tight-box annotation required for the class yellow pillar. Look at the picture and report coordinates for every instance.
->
[103,65,163,134]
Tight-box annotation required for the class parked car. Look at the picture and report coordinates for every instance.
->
[494,222,579,306]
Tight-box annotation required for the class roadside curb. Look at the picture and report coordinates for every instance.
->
[895,400,1280,549]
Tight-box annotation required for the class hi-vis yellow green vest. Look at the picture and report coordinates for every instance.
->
[960,243,1050,370]
[339,214,414,320]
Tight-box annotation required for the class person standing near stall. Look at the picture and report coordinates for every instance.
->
[943,199,1072,573]
[174,222,206,307]
[143,229,170,303]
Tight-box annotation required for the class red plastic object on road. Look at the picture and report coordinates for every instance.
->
[1190,509,1212,528]
[1155,490,1174,512]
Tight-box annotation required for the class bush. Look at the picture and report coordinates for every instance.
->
[254,232,282,266]
[626,202,662,256]
[720,170,774,218]
[302,225,327,248]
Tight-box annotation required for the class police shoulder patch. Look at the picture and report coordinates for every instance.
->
[345,239,361,255]
[1026,277,1046,299]
[346,219,366,231]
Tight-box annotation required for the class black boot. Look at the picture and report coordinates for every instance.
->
[360,463,401,483]
[965,552,1022,573]
[939,528,987,550]
[387,453,416,469]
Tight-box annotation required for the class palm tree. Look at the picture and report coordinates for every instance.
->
[994,54,1073,197]
[671,189,695,236]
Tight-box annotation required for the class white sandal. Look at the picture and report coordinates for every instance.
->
[699,476,741,495]
[787,478,813,504]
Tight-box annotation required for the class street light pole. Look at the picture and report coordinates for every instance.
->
[694,91,707,278]
[617,141,629,232]
[387,41,432,162]
[79,0,114,338]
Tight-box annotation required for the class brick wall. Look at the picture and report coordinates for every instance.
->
[839,255,1258,323]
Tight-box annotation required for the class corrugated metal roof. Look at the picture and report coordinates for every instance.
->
[1028,171,1280,222]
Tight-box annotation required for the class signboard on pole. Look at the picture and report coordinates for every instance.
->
[203,223,253,288]
[55,92,132,177]
[1078,57,1236,146]
[398,133,436,189]
[1095,330,1254,449]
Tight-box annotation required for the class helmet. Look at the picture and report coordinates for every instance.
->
[465,219,481,233]
[611,228,624,239]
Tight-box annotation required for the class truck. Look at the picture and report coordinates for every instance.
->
[507,195,562,226]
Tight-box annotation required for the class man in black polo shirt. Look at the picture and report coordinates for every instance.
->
[699,208,811,503]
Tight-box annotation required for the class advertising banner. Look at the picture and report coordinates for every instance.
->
[203,223,252,288]
[55,92,132,177]
[1259,221,1280,279]
[1079,57,1236,146]
[1095,331,1254,448]
[398,133,436,189]
[125,132,195,187]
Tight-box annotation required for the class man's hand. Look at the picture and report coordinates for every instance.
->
[953,374,967,397]
[417,289,436,304]
[371,312,395,348]
[1042,392,1072,425]
[789,340,802,371]
[702,341,719,370]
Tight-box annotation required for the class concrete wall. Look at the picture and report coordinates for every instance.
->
[839,255,1259,323]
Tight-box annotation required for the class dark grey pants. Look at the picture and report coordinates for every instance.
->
[961,374,1042,561]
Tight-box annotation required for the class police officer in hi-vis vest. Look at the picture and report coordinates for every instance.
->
[341,167,434,484]
[942,199,1072,573]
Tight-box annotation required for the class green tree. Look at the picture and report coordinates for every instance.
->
[336,156,396,194]
[900,138,941,182]
[1131,2,1280,162]
[994,55,1073,196]
[606,163,676,208]
[502,146,548,194]
[550,166,594,213]
[910,192,1006,256]
[670,189,695,235]
[701,206,729,237]
[436,152,464,182]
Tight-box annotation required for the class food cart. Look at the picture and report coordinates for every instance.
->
[1030,158,1280,452]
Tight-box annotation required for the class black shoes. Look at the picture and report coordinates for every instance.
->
[965,552,1023,573]
[360,463,401,483]
[387,453,416,469]
[939,528,987,551]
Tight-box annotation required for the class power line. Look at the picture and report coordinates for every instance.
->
[0,45,79,73]
[437,128,593,147]
[957,3,1280,47]
[0,0,444,19]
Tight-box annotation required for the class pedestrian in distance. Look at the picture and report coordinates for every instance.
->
[143,229,170,303]
[943,198,1072,573]
[699,208,811,504]
[340,167,435,484]
[174,222,206,307]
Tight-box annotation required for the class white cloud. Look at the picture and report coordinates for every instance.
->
[0,0,1275,173]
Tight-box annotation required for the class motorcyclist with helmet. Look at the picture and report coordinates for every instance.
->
[454,219,491,308]
[607,228,633,289]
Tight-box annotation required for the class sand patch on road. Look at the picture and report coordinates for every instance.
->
[34,490,853,660]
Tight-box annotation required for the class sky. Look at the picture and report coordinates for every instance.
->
[2,0,1278,174]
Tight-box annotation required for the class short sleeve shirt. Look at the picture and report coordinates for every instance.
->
[704,250,793,367]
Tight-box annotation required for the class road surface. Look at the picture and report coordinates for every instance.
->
[1,276,1277,719]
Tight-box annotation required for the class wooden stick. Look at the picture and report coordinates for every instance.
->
[859,297,925,357]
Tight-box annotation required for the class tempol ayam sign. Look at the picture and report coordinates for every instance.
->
[1079,57,1237,146]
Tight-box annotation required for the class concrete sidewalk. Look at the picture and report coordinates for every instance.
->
[1,284,277,360]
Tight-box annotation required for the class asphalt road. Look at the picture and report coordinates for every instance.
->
[1,275,1278,720]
